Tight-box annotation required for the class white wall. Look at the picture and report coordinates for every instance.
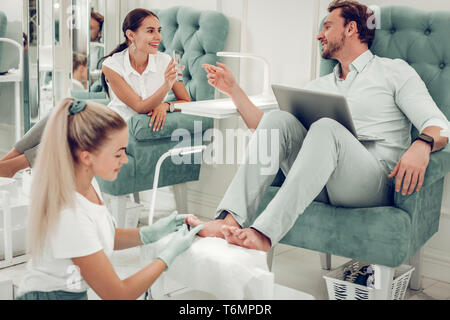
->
[240,0,319,94]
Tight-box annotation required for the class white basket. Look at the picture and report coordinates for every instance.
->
[323,260,414,300]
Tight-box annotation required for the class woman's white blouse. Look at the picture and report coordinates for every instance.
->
[102,48,171,121]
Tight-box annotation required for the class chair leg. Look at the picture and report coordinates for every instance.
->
[133,192,140,204]
[267,247,275,272]
[320,253,331,270]
[373,264,395,300]
[408,248,423,291]
[173,183,188,214]
[109,195,128,228]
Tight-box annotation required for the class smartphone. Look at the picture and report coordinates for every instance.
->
[173,50,183,82]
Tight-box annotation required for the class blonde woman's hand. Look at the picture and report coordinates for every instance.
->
[148,103,169,131]
[164,58,177,89]
[202,62,237,97]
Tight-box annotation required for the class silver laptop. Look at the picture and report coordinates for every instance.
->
[271,84,384,142]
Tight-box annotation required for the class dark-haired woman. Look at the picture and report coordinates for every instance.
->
[102,8,190,131]
[0,8,190,178]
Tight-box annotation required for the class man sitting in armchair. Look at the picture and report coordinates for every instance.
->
[186,0,449,251]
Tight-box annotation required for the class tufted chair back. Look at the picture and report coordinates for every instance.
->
[319,6,450,139]
[153,6,229,102]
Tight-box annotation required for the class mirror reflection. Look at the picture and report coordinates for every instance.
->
[38,0,55,118]
[70,0,89,92]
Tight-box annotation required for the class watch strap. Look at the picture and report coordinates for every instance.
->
[415,133,434,151]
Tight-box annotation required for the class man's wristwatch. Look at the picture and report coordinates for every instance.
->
[166,102,175,113]
[414,133,434,151]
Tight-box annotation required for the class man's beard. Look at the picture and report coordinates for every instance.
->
[321,33,345,59]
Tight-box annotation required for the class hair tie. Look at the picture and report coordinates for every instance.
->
[69,100,87,115]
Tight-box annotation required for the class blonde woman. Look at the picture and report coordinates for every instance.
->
[16,98,203,300]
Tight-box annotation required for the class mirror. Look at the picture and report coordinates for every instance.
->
[69,0,105,93]
[23,0,38,132]
[37,0,55,119]
[20,0,56,131]
[0,0,110,143]
[70,0,89,92]
[0,1,24,150]
[89,0,105,90]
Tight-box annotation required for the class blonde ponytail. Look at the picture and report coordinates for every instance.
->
[26,98,126,259]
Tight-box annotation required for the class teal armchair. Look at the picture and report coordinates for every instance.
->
[75,7,229,227]
[259,6,450,298]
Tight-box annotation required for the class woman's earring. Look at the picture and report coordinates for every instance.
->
[130,42,136,51]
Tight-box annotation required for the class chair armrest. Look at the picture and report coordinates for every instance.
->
[425,143,450,185]
[70,91,108,100]
[393,144,450,253]
[128,113,213,142]
[395,143,450,207]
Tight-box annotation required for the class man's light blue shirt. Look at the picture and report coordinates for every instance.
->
[305,50,449,173]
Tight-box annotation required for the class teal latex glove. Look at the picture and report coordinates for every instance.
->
[139,211,189,245]
[157,224,204,269]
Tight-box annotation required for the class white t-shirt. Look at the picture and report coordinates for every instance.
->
[71,78,85,91]
[17,179,116,296]
[102,48,171,121]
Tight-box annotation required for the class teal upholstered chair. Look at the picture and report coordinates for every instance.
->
[259,6,450,298]
[89,7,229,227]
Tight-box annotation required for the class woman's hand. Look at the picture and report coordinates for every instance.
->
[164,58,178,90]
[202,62,238,96]
[148,103,169,131]
[139,211,189,245]
[157,224,204,269]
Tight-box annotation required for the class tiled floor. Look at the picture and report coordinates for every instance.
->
[3,242,450,300]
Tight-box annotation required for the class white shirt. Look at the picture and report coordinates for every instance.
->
[17,179,116,296]
[71,78,85,91]
[102,48,171,121]
[305,50,449,173]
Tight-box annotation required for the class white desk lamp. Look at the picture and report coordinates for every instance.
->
[148,145,207,225]
[216,51,272,99]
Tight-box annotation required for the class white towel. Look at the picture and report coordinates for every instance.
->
[141,236,274,300]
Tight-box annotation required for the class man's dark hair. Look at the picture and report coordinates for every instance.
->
[328,0,376,48]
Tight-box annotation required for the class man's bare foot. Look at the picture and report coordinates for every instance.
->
[185,213,241,238]
[220,226,271,252]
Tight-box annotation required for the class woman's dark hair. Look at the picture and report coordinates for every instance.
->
[100,9,159,95]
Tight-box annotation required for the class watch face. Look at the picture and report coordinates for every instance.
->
[419,134,433,143]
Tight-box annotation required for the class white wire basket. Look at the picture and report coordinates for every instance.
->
[323,260,414,300]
